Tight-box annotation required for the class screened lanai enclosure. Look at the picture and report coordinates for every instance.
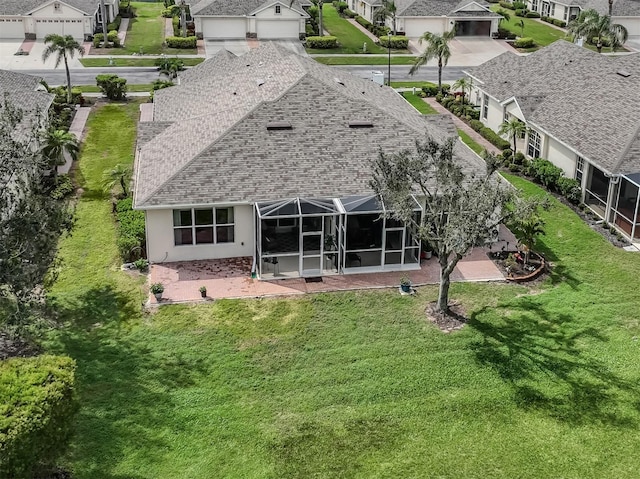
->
[255,196,423,279]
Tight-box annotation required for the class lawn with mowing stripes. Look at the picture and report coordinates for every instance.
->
[80,57,204,67]
[46,104,640,478]
[313,55,416,65]
[400,92,438,114]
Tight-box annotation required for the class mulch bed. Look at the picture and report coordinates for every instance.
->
[426,301,468,333]
[488,250,548,283]
[0,331,41,360]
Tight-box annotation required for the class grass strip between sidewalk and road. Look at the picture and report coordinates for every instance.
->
[80,57,204,67]
[400,92,438,115]
[458,128,485,155]
[313,56,416,65]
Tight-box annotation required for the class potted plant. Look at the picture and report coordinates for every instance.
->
[199,285,207,298]
[150,283,164,301]
[400,276,412,293]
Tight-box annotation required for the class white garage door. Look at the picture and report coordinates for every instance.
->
[256,20,299,39]
[35,19,85,39]
[0,18,24,38]
[202,18,246,39]
[404,18,445,38]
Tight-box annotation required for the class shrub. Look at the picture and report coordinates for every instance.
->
[379,35,408,49]
[92,32,103,47]
[336,1,348,14]
[0,356,77,479]
[306,36,338,48]
[51,175,74,200]
[51,86,83,106]
[107,29,120,47]
[512,1,527,8]
[553,18,566,27]
[591,36,611,47]
[513,151,526,165]
[115,198,146,261]
[557,177,582,203]
[161,6,179,17]
[96,74,127,100]
[344,8,358,17]
[469,119,485,132]
[514,37,535,48]
[107,15,122,31]
[479,126,511,150]
[499,1,513,8]
[356,15,372,28]
[528,158,563,189]
[515,8,527,16]
[526,11,541,17]
[172,15,180,36]
[421,82,441,96]
[165,36,197,48]
[497,27,517,39]
[152,79,174,91]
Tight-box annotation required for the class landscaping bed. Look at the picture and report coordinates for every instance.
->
[489,250,547,282]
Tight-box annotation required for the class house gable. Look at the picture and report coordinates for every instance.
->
[249,1,308,17]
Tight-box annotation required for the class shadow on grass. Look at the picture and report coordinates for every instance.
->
[49,286,208,478]
[470,297,639,427]
[535,237,581,290]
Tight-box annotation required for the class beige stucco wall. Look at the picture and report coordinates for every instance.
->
[481,92,504,133]
[544,134,578,178]
[145,204,255,263]
[31,3,88,17]
[504,101,524,122]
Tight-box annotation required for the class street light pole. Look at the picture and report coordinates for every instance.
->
[387,36,391,85]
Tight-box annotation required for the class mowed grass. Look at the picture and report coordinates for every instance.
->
[123,2,196,55]
[400,91,438,114]
[313,55,416,64]
[80,57,204,67]
[306,4,387,54]
[492,6,567,46]
[46,104,640,478]
[76,84,154,93]
[458,128,485,155]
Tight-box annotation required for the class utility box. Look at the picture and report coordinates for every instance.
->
[371,71,384,86]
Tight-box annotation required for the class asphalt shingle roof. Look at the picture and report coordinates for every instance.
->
[0,70,53,138]
[395,0,493,16]
[466,40,640,175]
[0,0,113,15]
[190,0,305,16]
[134,43,486,208]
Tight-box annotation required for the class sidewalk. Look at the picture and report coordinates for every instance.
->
[119,17,130,46]
[59,106,91,175]
[424,97,501,156]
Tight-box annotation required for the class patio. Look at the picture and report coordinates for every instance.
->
[148,226,518,304]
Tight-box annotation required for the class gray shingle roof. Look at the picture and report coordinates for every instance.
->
[0,0,113,15]
[190,0,306,16]
[553,0,640,16]
[0,70,53,138]
[133,43,486,208]
[466,40,640,175]
[395,0,493,16]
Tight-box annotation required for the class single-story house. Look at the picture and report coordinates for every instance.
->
[133,43,488,279]
[189,0,310,40]
[526,0,640,37]
[464,40,640,240]
[348,0,501,37]
[0,0,119,40]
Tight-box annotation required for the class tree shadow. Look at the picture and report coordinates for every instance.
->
[49,286,210,478]
[470,298,639,427]
[534,237,581,290]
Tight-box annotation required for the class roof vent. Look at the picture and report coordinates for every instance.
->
[257,79,265,86]
[267,121,292,131]
[617,69,631,78]
[334,77,345,86]
[348,120,374,128]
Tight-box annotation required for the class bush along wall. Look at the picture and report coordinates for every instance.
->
[437,95,508,147]
[0,356,78,479]
[306,36,338,48]
[115,197,146,262]
[165,36,197,48]
[379,36,408,49]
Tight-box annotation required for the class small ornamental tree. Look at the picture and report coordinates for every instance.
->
[96,74,128,101]
[371,136,542,314]
[509,213,545,264]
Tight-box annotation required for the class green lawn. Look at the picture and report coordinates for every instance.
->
[79,57,204,67]
[121,2,196,55]
[46,104,640,478]
[306,4,387,54]
[400,92,438,114]
[313,55,416,65]
[492,6,567,46]
[391,81,446,88]
[76,84,154,93]
[458,128,485,155]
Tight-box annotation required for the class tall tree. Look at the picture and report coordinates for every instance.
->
[42,34,85,104]
[452,77,472,104]
[409,29,456,93]
[496,8,511,26]
[102,164,132,197]
[498,118,527,155]
[41,129,80,181]
[370,136,541,314]
[567,9,628,52]
[373,0,397,34]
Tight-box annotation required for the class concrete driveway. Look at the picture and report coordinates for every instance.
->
[409,37,512,66]
[0,39,84,70]
[625,38,640,52]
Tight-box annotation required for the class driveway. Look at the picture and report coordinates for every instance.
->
[0,39,84,70]
[625,38,640,52]
[204,39,251,57]
[409,37,511,66]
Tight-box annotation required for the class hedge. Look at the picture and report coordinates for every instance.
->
[0,356,77,479]
[379,35,408,49]
[498,1,513,8]
[115,197,146,261]
[512,0,527,8]
[553,18,567,27]
[515,8,527,16]
[514,37,535,48]
[306,36,338,49]
[467,118,511,149]
[165,35,197,48]
[344,8,358,17]
[421,82,450,96]
[107,15,122,31]
[356,15,372,28]
[526,11,541,17]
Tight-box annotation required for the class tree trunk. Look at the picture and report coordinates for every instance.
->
[64,54,72,104]
[181,3,187,38]
[437,58,443,93]
[318,1,324,36]
[512,134,517,155]
[436,253,462,314]
[100,0,108,49]
[597,38,603,53]
[120,176,128,197]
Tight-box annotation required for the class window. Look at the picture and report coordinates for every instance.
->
[532,0,539,11]
[275,4,281,14]
[563,7,568,20]
[173,207,235,246]
[550,2,555,16]
[527,130,541,158]
[482,94,489,120]
[575,155,584,183]
[54,2,61,10]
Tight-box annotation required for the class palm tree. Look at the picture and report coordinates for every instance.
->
[41,129,80,181]
[509,215,545,265]
[42,34,85,104]
[516,19,525,37]
[103,164,132,197]
[499,118,527,155]
[452,77,472,104]
[409,29,456,93]
[567,9,628,52]
[373,0,397,34]
[496,8,511,27]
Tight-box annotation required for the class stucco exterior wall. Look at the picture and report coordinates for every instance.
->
[402,17,448,37]
[544,134,578,178]
[145,204,255,263]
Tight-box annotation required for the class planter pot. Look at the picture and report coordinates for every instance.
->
[200,291,207,298]
[424,251,432,259]
[154,292,162,302]
[400,284,412,293]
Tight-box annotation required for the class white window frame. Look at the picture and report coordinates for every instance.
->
[527,129,541,158]
[532,0,539,11]
[482,94,489,120]
[550,2,555,16]
[575,155,584,183]
[173,207,235,246]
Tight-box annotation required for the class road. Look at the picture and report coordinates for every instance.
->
[24,65,466,86]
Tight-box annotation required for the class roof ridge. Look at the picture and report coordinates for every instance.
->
[612,122,640,174]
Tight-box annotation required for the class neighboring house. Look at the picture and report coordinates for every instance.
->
[465,40,640,240]
[0,0,119,40]
[190,0,310,40]
[526,0,640,37]
[348,0,502,37]
[133,43,487,279]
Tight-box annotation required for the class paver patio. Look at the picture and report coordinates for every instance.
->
[149,226,517,304]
